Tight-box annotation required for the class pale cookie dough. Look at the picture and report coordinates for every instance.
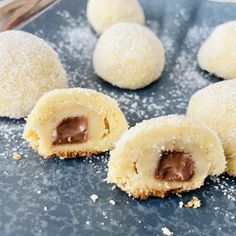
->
[93,23,165,89]
[107,115,226,199]
[198,21,236,80]
[87,0,145,34]
[0,30,67,119]
[23,88,128,158]
[187,80,236,176]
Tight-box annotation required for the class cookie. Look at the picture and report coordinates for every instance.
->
[87,0,145,34]
[23,88,128,158]
[93,23,165,89]
[198,21,236,80]
[0,30,67,119]
[188,80,236,175]
[107,115,226,199]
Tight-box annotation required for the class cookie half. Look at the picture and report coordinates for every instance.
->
[107,115,226,199]
[23,88,128,158]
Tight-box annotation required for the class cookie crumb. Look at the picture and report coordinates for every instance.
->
[109,200,116,205]
[185,196,201,208]
[90,194,99,203]
[179,201,184,208]
[111,185,116,190]
[162,227,173,235]
[13,152,22,161]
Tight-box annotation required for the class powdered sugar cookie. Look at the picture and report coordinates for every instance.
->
[0,30,67,119]
[188,80,236,175]
[198,21,236,80]
[87,0,145,34]
[93,23,165,89]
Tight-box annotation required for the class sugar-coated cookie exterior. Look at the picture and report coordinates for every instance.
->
[107,115,226,199]
[188,80,236,176]
[198,21,236,80]
[23,88,128,158]
[93,23,165,89]
[0,30,67,119]
[87,0,145,34]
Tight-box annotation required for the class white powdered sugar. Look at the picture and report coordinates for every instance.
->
[210,176,236,202]
[57,11,96,61]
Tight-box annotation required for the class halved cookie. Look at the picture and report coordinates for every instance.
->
[107,115,226,199]
[23,88,128,158]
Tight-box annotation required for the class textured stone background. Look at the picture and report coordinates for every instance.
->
[0,0,236,235]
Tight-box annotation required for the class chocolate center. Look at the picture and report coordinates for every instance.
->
[52,116,88,145]
[155,151,194,181]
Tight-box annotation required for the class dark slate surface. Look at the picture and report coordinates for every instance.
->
[0,0,236,235]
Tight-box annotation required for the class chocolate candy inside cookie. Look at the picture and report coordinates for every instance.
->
[52,116,88,145]
[156,151,194,182]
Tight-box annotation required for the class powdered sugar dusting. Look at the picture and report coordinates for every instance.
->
[146,19,159,34]
[55,10,96,88]
[0,1,235,235]
[210,176,236,202]
[169,25,211,88]
[0,120,26,158]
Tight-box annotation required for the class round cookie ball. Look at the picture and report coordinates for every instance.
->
[87,0,145,34]
[187,80,236,176]
[93,23,165,89]
[198,21,236,80]
[0,30,67,119]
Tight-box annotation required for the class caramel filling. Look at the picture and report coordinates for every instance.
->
[155,151,194,181]
[52,116,88,145]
